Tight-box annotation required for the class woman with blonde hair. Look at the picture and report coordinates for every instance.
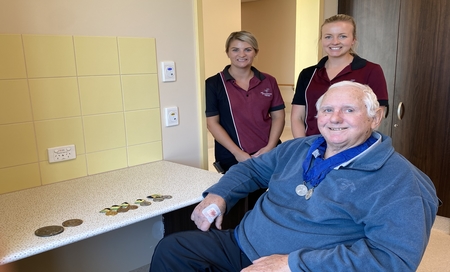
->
[291,14,388,137]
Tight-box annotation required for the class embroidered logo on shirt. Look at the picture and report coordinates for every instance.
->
[260,88,272,97]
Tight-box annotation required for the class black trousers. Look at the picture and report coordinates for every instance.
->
[149,229,252,272]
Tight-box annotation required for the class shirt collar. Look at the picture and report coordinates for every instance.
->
[316,54,368,71]
[222,65,266,81]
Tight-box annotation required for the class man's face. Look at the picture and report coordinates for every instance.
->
[317,86,379,155]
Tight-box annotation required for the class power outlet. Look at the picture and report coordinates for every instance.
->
[48,145,76,163]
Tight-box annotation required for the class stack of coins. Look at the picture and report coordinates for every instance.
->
[147,194,173,202]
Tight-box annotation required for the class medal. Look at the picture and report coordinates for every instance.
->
[305,188,314,200]
[295,184,308,196]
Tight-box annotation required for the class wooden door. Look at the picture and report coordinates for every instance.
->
[392,0,450,216]
[338,0,400,136]
[339,0,450,217]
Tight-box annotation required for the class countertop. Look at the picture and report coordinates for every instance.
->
[0,160,221,265]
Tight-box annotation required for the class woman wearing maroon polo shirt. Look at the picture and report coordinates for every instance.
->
[291,14,388,138]
[206,31,285,173]
[205,31,285,229]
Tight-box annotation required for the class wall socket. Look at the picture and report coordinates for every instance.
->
[48,144,76,163]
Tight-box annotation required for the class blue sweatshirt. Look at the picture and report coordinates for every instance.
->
[205,132,439,272]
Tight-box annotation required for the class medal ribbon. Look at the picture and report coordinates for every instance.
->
[302,136,377,187]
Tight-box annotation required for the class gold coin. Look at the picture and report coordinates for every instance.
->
[62,219,83,227]
[100,208,111,213]
[117,206,130,213]
[35,225,64,237]
[129,205,138,210]
[147,194,162,199]
[106,210,118,216]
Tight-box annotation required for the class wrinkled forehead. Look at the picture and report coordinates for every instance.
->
[321,86,364,106]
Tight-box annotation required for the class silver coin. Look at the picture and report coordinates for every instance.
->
[62,219,83,227]
[305,188,314,200]
[152,197,164,202]
[162,195,172,199]
[35,225,64,237]
[295,184,308,196]
[140,200,152,206]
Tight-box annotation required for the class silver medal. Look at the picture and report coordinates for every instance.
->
[295,184,308,196]
[305,188,314,200]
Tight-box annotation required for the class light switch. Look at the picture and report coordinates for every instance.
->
[161,61,176,82]
[165,107,179,126]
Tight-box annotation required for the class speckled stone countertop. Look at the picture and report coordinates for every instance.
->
[0,160,221,265]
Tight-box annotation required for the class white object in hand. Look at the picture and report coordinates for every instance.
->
[202,203,221,223]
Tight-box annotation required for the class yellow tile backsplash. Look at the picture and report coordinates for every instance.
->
[73,36,120,76]
[125,109,161,145]
[40,155,88,185]
[128,142,163,167]
[29,77,81,120]
[0,80,33,125]
[0,123,38,168]
[34,118,85,161]
[0,34,27,80]
[0,164,41,194]
[118,37,158,74]
[78,76,123,115]
[83,113,127,153]
[23,35,77,78]
[0,34,162,194]
[86,148,128,175]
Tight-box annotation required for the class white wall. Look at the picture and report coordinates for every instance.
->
[202,0,241,78]
[242,0,296,85]
[0,0,204,169]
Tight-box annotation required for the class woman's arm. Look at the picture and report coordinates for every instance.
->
[206,115,251,162]
[253,109,285,157]
[290,104,306,138]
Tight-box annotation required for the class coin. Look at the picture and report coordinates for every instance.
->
[99,208,111,213]
[147,194,162,199]
[135,199,144,204]
[106,210,118,216]
[129,205,138,210]
[62,219,83,227]
[35,225,64,237]
[152,197,164,202]
[110,205,120,211]
[162,195,173,199]
[117,206,130,213]
[140,200,152,206]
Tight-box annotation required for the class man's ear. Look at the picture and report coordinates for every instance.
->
[371,108,384,130]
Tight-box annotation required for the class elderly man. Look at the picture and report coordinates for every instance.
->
[149,81,439,272]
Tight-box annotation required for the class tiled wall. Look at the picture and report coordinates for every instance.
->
[0,34,163,194]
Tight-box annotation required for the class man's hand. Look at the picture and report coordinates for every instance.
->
[191,193,226,231]
[241,255,290,272]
